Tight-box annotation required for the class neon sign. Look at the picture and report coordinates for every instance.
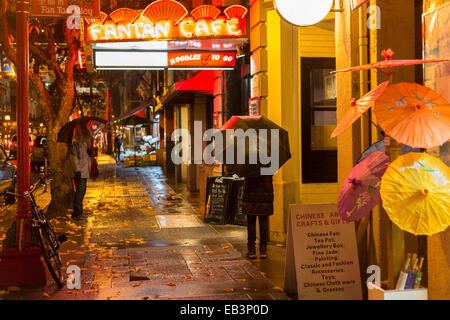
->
[85,1,248,42]
[167,52,236,68]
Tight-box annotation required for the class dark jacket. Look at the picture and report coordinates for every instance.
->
[242,176,274,216]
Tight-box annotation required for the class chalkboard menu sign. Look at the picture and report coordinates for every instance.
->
[230,178,246,226]
[204,176,233,224]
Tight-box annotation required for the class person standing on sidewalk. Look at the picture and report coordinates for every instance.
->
[69,127,92,220]
[114,133,123,163]
[242,175,274,259]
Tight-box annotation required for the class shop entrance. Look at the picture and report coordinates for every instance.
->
[85,1,249,188]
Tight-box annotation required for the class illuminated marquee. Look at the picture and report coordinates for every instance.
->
[85,1,248,42]
[94,50,236,69]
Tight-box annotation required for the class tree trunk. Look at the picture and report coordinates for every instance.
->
[46,125,74,218]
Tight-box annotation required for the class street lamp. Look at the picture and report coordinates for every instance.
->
[273,0,334,27]
[5,115,10,121]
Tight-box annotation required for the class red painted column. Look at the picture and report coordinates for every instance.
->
[0,0,46,287]
[16,0,31,250]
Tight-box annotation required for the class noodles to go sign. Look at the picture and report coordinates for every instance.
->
[85,1,248,42]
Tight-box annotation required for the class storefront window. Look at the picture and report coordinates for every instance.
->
[310,69,337,151]
[301,58,337,183]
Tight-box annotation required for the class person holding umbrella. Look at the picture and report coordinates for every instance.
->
[242,173,274,259]
[69,125,92,220]
[114,133,123,164]
[219,116,292,260]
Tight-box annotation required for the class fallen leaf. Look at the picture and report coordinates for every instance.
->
[223,288,233,292]
[132,283,141,287]
[221,246,230,250]
[7,286,20,292]
[43,292,50,298]
[142,296,150,300]
[235,278,247,282]
[243,287,252,291]
[135,267,141,272]
[272,286,284,292]
[275,244,283,247]
[166,282,176,287]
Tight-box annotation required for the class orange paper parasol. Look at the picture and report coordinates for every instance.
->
[374,82,450,149]
[333,49,449,76]
[331,81,389,138]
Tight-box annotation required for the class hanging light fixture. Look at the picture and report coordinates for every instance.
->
[273,0,334,27]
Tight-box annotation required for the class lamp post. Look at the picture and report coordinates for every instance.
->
[0,0,46,286]
[15,0,31,251]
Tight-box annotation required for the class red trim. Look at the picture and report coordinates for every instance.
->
[116,99,154,122]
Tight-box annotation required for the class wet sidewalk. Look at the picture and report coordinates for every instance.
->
[0,154,289,300]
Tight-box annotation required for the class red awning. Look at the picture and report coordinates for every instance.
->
[162,71,214,106]
[115,99,155,122]
[174,70,214,94]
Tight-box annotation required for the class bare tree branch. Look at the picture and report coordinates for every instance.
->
[29,41,64,83]
[0,0,16,66]
[29,70,53,125]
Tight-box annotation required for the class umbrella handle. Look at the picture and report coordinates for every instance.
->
[362,112,384,137]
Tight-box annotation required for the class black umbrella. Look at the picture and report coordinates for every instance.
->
[215,115,291,177]
[57,117,106,144]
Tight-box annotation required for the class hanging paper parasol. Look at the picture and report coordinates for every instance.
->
[333,49,449,76]
[374,82,450,149]
[380,152,450,236]
[338,151,390,222]
[331,81,389,138]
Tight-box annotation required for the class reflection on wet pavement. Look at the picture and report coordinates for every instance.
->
[0,154,289,300]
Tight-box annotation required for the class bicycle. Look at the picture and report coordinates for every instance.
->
[4,175,67,288]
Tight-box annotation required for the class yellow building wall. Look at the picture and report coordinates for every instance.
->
[423,0,450,300]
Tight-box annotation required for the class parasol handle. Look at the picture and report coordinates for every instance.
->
[362,112,384,137]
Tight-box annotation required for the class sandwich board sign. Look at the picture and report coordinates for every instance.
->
[284,204,362,300]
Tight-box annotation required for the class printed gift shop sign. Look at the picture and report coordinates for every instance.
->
[85,1,248,42]
[284,204,362,300]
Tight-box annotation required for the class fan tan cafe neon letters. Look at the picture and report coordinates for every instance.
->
[85,2,248,42]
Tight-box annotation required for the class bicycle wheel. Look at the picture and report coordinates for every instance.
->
[37,226,64,288]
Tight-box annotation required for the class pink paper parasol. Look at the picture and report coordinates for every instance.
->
[338,151,390,222]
